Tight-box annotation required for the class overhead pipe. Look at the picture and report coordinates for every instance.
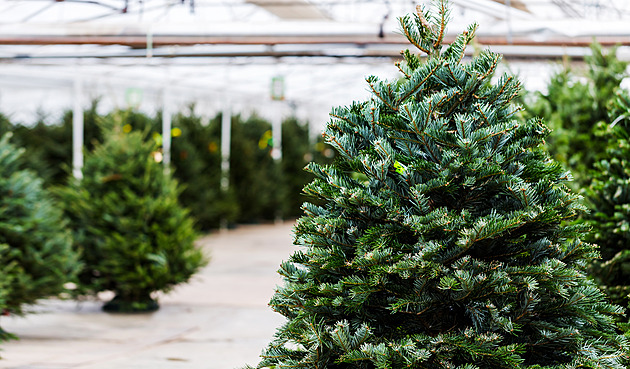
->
[1,34,630,47]
[0,43,627,61]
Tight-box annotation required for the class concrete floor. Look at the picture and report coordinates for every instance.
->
[0,221,296,369]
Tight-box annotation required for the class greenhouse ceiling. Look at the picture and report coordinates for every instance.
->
[2,0,630,57]
[0,0,629,126]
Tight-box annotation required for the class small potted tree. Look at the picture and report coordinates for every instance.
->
[57,115,207,312]
[0,133,79,339]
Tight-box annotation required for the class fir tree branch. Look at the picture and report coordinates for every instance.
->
[334,330,349,352]
[396,306,432,318]
[445,63,460,84]
[457,25,477,62]
[457,116,467,140]
[367,80,398,112]
[397,62,442,104]
[400,16,429,54]
[476,53,501,82]
[513,292,535,323]
[395,61,412,79]
[479,126,517,144]
[487,76,515,106]
[325,134,355,160]
[475,104,491,127]
[488,127,517,158]
[368,106,379,131]
[416,5,431,30]
[560,240,586,264]
[442,92,466,120]
[390,134,423,148]
[374,176,409,202]
[419,132,440,163]
[329,110,362,132]
[308,321,323,367]
[433,0,449,51]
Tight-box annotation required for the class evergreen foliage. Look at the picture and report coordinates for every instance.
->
[0,134,79,338]
[249,2,629,367]
[0,113,12,135]
[171,108,238,229]
[586,92,630,314]
[9,102,102,186]
[230,114,285,223]
[282,117,318,218]
[55,116,207,312]
[524,44,628,187]
[282,119,338,218]
[0,105,335,228]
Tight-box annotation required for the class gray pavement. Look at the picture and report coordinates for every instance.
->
[0,221,297,369]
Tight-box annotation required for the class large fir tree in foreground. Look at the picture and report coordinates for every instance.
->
[249,2,628,368]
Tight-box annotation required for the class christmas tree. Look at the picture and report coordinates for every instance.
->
[281,117,316,219]
[249,2,628,367]
[170,109,238,229]
[230,114,285,223]
[586,92,630,314]
[0,113,12,136]
[0,133,79,339]
[9,101,103,186]
[524,44,628,187]
[56,116,207,312]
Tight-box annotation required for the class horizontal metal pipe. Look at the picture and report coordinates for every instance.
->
[1,34,629,47]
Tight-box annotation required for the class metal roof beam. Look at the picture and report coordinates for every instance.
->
[0,42,628,61]
[2,34,630,47]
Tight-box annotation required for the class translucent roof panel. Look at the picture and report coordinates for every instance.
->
[0,0,629,129]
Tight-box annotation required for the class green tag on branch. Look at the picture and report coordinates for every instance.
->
[394,161,406,174]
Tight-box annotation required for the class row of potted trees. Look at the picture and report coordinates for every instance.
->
[0,120,207,341]
[1,107,335,231]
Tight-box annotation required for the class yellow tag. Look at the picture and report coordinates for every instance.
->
[394,161,406,174]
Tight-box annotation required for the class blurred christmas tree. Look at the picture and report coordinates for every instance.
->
[586,92,630,315]
[0,134,79,339]
[56,115,207,312]
[170,108,238,229]
[281,117,316,218]
[9,101,103,186]
[282,118,337,219]
[248,2,628,367]
[0,113,12,135]
[524,44,628,187]
[230,114,286,223]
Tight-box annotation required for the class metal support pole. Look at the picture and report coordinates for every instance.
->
[220,104,231,192]
[146,27,153,58]
[162,88,171,171]
[220,103,231,231]
[271,100,283,223]
[72,77,84,179]
[271,101,282,161]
